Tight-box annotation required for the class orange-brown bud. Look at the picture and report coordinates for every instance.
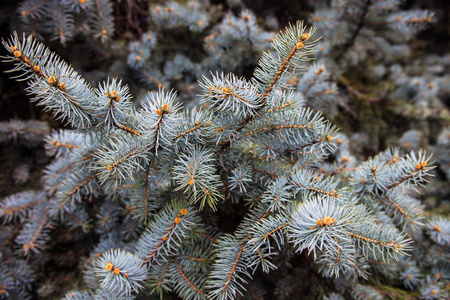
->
[106,262,113,271]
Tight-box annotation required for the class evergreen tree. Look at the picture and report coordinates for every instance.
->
[0,1,448,299]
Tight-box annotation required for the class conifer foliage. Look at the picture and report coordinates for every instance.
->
[0,1,448,300]
[17,0,114,45]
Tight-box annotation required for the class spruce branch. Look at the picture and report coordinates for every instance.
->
[15,200,54,256]
[90,0,114,43]
[346,223,412,262]
[2,32,98,128]
[0,191,46,223]
[200,72,262,118]
[94,249,147,296]
[95,78,142,136]
[135,200,201,264]
[0,119,50,145]
[171,259,206,300]
[207,235,250,300]
[220,21,320,148]
[47,1,75,45]
[173,146,223,210]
